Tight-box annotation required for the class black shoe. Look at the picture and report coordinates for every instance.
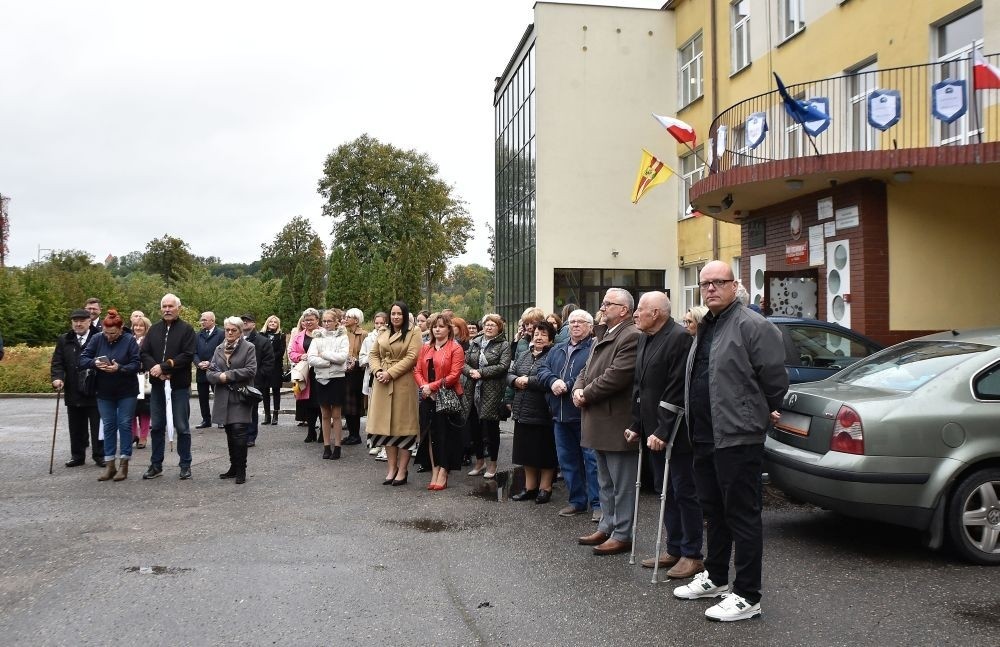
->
[263,414,271,425]
[235,473,246,484]
[142,465,163,480]
[391,475,408,486]
[270,416,278,425]
[342,435,361,445]
[414,464,429,473]
[382,474,397,485]
[195,421,211,429]
[247,441,255,447]
[65,458,85,468]
[512,489,539,501]
[461,456,472,467]
[94,458,106,468]
[179,466,192,480]
[535,489,552,504]
[322,445,333,459]
[304,431,317,443]
[219,469,237,479]
[332,445,341,460]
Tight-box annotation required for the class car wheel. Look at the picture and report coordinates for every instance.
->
[947,468,1000,565]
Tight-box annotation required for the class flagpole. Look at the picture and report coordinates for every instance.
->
[972,50,983,144]
[684,140,710,169]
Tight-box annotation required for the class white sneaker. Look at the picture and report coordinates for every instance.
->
[368,446,379,456]
[704,593,761,622]
[375,448,387,461]
[672,571,729,600]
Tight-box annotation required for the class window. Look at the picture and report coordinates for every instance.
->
[973,363,1000,401]
[731,0,750,73]
[681,264,704,314]
[847,59,878,151]
[553,269,665,315]
[679,33,703,108]
[935,6,983,145]
[679,149,705,219]
[780,0,805,41]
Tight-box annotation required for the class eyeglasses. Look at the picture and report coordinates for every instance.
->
[698,279,735,290]
[600,301,627,309]
[682,319,694,325]
[568,319,589,325]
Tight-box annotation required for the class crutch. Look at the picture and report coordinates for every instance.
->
[628,433,645,565]
[651,401,686,584]
[49,389,62,474]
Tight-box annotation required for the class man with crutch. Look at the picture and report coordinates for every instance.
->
[624,291,702,579]
[574,288,640,556]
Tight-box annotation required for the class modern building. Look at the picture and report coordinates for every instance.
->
[493,3,681,326]
[668,0,1000,343]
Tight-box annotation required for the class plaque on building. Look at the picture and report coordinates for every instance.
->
[747,219,766,249]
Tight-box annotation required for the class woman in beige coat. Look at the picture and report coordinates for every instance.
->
[368,301,422,486]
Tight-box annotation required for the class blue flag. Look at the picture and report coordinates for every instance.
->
[774,72,828,125]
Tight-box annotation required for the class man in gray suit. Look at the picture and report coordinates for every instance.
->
[574,287,640,556]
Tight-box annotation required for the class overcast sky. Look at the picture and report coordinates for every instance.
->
[0,1,661,269]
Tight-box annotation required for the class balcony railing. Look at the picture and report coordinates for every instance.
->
[708,53,999,175]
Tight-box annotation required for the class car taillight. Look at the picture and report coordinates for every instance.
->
[830,405,864,454]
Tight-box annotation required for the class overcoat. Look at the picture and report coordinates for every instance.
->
[367,327,421,437]
[206,339,258,426]
[575,321,640,452]
[461,333,512,421]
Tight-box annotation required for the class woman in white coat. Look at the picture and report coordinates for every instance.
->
[307,308,349,460]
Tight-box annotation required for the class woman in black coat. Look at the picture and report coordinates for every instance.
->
[261,315,286,425]
[507,320,558,504]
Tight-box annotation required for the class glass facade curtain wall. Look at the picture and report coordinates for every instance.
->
[495,45,536,330]
[553,269,666,317]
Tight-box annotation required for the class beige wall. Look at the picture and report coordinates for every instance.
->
[534,3,679,306]
[888,183,1000,330]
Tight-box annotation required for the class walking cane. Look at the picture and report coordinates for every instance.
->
[651,402,686,585]
[49,389,62,474]
[628,437,644,565]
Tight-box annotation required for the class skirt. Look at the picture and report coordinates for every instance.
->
[511,421,558,469]
[310,376,345,407]
[368,433,417,450]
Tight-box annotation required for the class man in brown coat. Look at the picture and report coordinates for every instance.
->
[574,288,641,555]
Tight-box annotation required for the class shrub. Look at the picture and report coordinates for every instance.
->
[0,345,54,393]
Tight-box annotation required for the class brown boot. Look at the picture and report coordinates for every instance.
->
[98,459,117,481]
[113,459,129,481]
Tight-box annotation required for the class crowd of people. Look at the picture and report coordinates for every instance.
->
[47,260,788,623]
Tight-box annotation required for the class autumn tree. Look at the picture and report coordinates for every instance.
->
[316,134,472,311]
[260,216,326,318]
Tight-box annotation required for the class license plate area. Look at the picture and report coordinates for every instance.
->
[775,410,811,436]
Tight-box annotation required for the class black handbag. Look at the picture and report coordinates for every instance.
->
[435,384,462,414]
[232,384,263,405]
[78,368,96,397]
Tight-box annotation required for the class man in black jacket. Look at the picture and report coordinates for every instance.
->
[241,313,274,447]
[194,311,224,428]
[50,309,104,467]
[140,293,197,480]
[624,291,702,578]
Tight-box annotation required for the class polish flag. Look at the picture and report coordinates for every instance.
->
[652,113,697,146]
[973,50,1000,90]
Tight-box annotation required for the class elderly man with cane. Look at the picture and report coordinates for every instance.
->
[50,308,104,468]
[624,291,702,580]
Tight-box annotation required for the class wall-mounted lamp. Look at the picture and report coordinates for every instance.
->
[721,193,734,209]
[892,171,913,183]
[611,249,619,257]
[785,179,804,190]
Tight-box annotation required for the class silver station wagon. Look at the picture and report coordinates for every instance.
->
[765,328,1000,564]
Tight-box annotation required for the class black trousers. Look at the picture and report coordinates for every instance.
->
[693,442,764,605]
[225,423,249,475]
[67,404,101,462]
[466,404,500,461]
[197,381,213,424]
[262,386,281,418]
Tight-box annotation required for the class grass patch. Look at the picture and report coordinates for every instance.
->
[0,345,54,393]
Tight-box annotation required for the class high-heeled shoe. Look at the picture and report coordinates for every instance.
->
[427,482,436,491]
[511,488,539,501]
[467,465,485,476]
[535,489,552,504]
[382,473,397,485]
[391,474,408,486]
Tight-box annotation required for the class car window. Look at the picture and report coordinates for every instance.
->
[973,363,1000,401]
[838,341,993,392]
[783,325,875,368]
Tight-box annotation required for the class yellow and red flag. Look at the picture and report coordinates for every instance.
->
[630,149,674,204]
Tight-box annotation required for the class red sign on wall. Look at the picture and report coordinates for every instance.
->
[786,242,808,265]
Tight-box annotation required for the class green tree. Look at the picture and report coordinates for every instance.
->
[142,235,195,283]
[261,216,326,309]
[0,270,42,345]
[317,134,472,311]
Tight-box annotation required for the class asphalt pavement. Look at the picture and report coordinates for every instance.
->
[0,396,996,647]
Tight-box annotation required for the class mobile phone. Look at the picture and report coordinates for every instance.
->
[96,355,110,364]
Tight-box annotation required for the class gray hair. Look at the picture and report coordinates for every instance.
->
[567,309,594,326]
[607,287,634,311]
[223,316,243,329]
[161,293,181,307]
[300,307,321,320]
[345,308,364,324]
[687,305,709,325]
[734,280,750,306]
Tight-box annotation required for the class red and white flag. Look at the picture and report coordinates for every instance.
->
[973,50,1000,90]
[652,113,697,146]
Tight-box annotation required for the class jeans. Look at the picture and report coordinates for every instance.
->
[662,451,704,559]
[97,396,137,461]
[693,443,765,604]
[553,420,601,511]
[149,385,192,468]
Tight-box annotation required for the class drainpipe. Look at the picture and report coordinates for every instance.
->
[709,0,720,261]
